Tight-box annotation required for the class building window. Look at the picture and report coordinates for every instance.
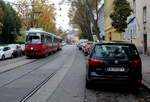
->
[133,28,135,38]
[143,6,147,24]
[109,32,112,41]
[128,30,130,39]
[133,0,136,13]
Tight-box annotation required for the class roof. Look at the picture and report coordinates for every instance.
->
[26,28,62,39]
[26,28,48,36]
[96,41,134,45]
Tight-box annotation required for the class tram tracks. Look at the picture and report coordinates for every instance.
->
[0,56,26,67]
[0,50,68,102]
[0,46,77,102]
[19,53,68,102]
[0,59,36,74]
[20,69,59,102]
[19,54,69,102]
[20,48,76,102]
[0,52,62,90]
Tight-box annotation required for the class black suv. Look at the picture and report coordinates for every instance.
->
[86,41,142,89]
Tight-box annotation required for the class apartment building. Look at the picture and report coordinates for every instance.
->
[104,0,121,41]
[124,0,150,55]
[98,1,104,39]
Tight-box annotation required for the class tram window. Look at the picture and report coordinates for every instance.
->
[27,36,41,44]
[53,38,55,43]
[48,35,52,43]
[41,35,45,43]
[44,35,47,43]
[54,38,57,43]
[28,33,36,36]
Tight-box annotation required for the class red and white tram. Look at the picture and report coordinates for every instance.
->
[25,28,62,57]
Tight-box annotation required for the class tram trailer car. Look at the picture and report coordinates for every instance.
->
[25,28,62,57]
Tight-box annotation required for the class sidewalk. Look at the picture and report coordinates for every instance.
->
[140,55,150,90]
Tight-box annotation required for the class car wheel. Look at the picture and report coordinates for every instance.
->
[20,52,22,56]
[84,53,88,56]
[86,78,92,89]
[131,83,140,92]
[2,55,5,60]
[26,56,32,59]
[11,54,14,58]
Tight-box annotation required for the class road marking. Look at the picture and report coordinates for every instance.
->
[0,59,35,73]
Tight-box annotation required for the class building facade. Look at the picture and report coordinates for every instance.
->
[104,0,121,41]
[98,3,104,39]
[124,0,150,55]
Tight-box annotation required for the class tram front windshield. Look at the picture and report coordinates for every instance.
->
[27,36,41,44]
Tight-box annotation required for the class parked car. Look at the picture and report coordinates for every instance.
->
[77,42,83,50]
[86,41,142,89]
[20,44,25,55]
[78,39,88,50]
[82,42,93,56]
[0,46,13,60]
[62,42,67,46]
[8,44,22,57]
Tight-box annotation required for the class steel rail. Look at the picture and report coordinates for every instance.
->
[0,51,61,89]
[20,69,58,102]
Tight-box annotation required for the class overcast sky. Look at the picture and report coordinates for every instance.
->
[4,0,71,31]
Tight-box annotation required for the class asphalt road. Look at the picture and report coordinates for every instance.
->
[0,56,26,67]
[0,45,149,102]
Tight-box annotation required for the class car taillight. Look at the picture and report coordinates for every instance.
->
[129,59,141,67]
[88,58,105,66]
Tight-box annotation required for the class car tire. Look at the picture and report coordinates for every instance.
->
[2,55,5,60]
[84,53,88,56]
[86,78,92,89]
[26,56,32,59]
[11,54,14,58]
[20,52,22,56]
[131,83,140,92]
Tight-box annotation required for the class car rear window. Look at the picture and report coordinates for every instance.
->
[92,44,139,59]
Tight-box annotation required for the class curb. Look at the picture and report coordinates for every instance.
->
[142,80,150,92]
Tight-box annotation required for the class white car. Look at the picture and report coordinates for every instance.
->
[0,46,13,60]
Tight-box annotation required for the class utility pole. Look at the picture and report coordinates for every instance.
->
[25,5,29,30]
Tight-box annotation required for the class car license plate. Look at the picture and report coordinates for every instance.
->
[107,67,125,72]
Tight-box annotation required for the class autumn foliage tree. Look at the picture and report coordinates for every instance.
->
[69,0,101,41]
[17,0,57,33]
[69,0,93,40]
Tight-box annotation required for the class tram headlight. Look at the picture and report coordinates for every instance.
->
[30,47,34,50]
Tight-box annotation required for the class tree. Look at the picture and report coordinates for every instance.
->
[56,28,68,40]
[69,0,92,40]
[17,0,57,34]
[0,8,4,30]
[0,0,21,43]
[85,0,101,40]
[110,0,132,32]
[69,0,101,41]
